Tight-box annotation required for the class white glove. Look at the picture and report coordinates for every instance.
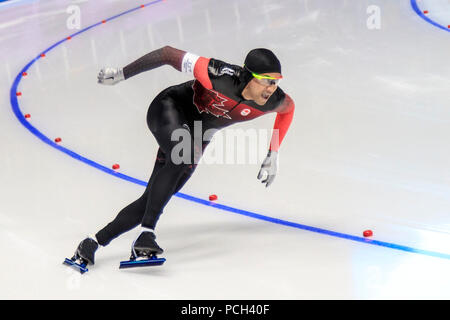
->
[257,151,278,187]
[97,67,125,85]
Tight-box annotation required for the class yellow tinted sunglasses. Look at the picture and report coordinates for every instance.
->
[244,65,283,86]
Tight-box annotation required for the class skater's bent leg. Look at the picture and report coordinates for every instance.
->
[171,142,208,194]
[95,197,146,246]
[172,164,196,194]
[170,140,211,195]
[141,160,191,229]
[140,93,213,230]
[140,96,195,228]
[140,138,210,228]
[141,148,167,196]
[95,150,166,246]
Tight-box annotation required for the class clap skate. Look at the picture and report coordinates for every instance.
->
[63,237,98,274]
[119,231,165,269]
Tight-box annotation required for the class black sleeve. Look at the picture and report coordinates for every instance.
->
[122,46,186,80]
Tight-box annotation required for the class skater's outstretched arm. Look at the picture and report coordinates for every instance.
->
[122,46,186,79]
[97,46,213,86]
[97,46,241,91]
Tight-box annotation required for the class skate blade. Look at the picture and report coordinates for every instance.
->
[63,258,89,274]
[119,256,166,269]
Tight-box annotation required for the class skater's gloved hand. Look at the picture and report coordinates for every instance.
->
[97,67,125,85]
[257,150,278,187]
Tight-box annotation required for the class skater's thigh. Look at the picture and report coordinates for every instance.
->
[147,92,185,132]
[147,97,192,160]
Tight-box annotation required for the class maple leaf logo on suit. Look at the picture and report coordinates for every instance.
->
[192,80,232,119]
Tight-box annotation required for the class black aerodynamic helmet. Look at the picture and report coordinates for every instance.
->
[244,48,282,74]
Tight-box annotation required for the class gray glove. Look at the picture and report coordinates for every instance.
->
[97,67,125,85]
[257,151,278,187]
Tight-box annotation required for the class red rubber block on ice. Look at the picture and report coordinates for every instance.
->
[363,230,373,237]
[16,92,22,96]
[423,10,429,14]
[22,72,27,76]
[24,114,31,119]
[112,164,120,170]
[54,137,62,143]
[209,194,218,201]
[40,53,46,57]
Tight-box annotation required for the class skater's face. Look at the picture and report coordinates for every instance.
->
[242,72,282,106]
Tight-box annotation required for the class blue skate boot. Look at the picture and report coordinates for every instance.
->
[119,231,165,269]
[63,237,99,274]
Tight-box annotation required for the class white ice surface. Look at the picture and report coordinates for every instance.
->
[0,0,450,299]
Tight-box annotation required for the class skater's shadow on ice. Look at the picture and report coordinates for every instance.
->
[117,266,167,276]
[97,221,272,269]
[162,220,273,240]
[161,221,273,264]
